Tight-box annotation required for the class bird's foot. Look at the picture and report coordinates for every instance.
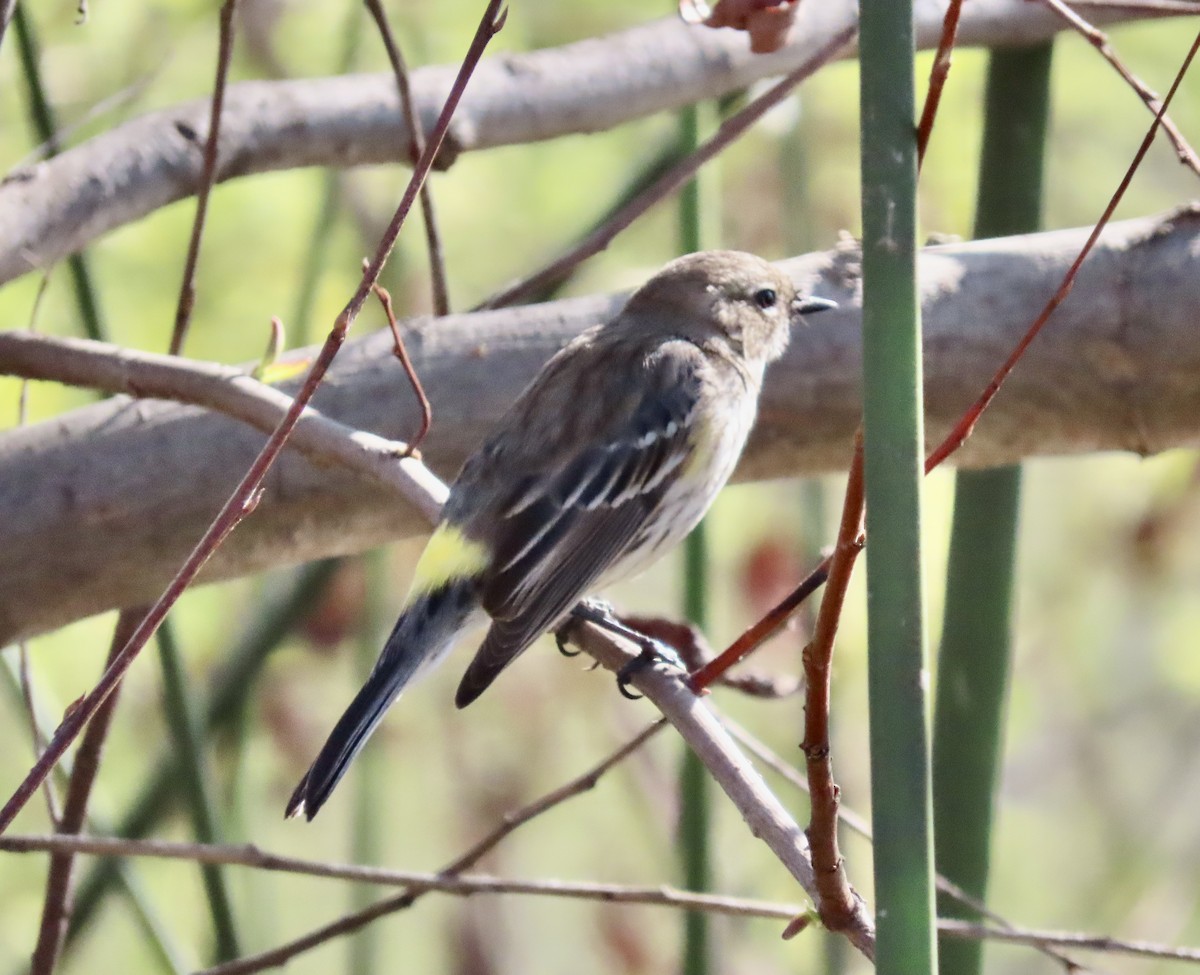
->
[567,599,685,699]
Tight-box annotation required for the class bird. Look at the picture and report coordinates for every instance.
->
[286,250,836,820]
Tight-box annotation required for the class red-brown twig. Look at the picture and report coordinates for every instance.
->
[29,608,141,975]
[169,0,237,357]
[798,430,865,934]
[1038,0,1200,178]
[0,0,507,838]
[915,0,964,167]
[696,26,1200,690]
[369,272,433,452]
[925,25,1200,472]
[364,0,451,315]
[476,22,857,310]
[689,558,830,690]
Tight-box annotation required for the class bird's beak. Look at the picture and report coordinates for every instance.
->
[793,296,838,315]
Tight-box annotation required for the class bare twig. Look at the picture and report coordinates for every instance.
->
[0,832,800,922]
[1073,0,1200,9]
[720,716,1089,971]
[702,28,1200,688]
[924,25,1200,471]
[938,919,1200,964]
[0,0,507,837]
[364,0,451,315]
[370,276,433,451]
[444,719,667,872]
[720,715,872,838]
[1037,0,1200,177]
[29,609,142,975]
[0,330,448,521]
[170,0,239,357]
[798,431,865,934]
[3,1,1190,286]
[690,558,830,689]
[564,619,876,959]
[188,720,669,975]
[476,22,857,310]
[915,0,964,166]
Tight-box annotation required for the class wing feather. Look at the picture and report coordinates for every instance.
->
[453,354,705,706]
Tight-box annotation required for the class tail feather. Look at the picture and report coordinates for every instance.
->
[286,580,477,820]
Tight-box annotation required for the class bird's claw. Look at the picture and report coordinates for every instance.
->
[615,640,686,699]
[568,598,686,698]
[554,626,582,657]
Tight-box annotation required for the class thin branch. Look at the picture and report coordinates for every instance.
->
[720,716,1090,972]
[363,0,451,315]
[924,25,1200,472]
[169,0,238,356]
[703,28,1200,688]
[190,720,669,975]
[0,833,799,919]
[689,557,830,689]
[443,719,667,872]
[7,833,1193,966]
[475,22,857,309]
[0,0,506,837]
[1037,0,1200,177]
[1073,0,1200,9]
[563,619,877,959]
[915,0,964,166]
[30,609,142,975]
[938,919,1200,964]
[1,0,1189,286]
[0,330,448,522]
[371,277,432,451]
[798,431,865,933]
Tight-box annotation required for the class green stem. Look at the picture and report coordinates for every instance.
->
[677,97,718,975]
[63,560,340,956]
[155,619,241,961]
[859,3,937,972]
[933,43,1051,975]
[13,4,107,343]
[0,660,188,975]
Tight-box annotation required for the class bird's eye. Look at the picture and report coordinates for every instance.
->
[753,287,777,310]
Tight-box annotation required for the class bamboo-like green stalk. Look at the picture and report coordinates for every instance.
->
[677,98,719,975]
[859,3,937,972]
[12,4,107,344]
[350,554,387,975]
[0,661,188,975]
[62,560,340,955]
[155,620,241,961]
[933,43,1051,975]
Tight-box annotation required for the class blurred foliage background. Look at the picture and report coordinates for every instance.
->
[2,1,1200,973]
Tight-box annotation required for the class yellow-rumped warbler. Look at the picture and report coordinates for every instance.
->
[287,250,835,819]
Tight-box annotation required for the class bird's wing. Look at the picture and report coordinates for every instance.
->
[454,352,704,706]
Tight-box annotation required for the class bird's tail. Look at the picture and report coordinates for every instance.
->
[286,579,478,820]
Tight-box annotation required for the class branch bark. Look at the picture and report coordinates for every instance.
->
[2,208,1200,643]
[0,0,1188,285]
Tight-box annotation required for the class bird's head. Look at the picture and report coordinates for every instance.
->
[621,250,836,371]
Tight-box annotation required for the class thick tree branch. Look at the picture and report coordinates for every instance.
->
[0,0,1189,286]
[2,209,1200,643]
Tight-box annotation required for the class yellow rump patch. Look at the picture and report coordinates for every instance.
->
[407,523,490,601]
